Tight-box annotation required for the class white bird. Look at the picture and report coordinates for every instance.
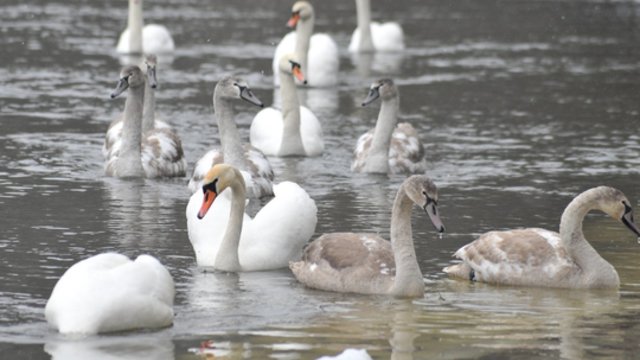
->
[351,79,426,174]
[317,349,373,360]
[116,0,175,54]
[105,65,187,178]
[444,186,640,289]
[290,174,445,297]
[273,1,339,87]
[186,164,317,272]
[348,0,405,53]
[252,54,324,157]
[188,77,274,198]
[45,253,174,335]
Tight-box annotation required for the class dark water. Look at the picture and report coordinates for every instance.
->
[2,0,640,358]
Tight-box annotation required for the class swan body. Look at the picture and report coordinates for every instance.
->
[273,1,339,87]
[186,164,317,272]
[444,186,640,289]
[45,253,174,334]
[105,65,186,178]
[252,54,324,157]
[352,79,426,174]
[116,0,174,54]
[290,175,445,298]
[348,0,405,53]
[188,77,274,198]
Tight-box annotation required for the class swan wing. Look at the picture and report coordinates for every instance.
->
[307,34,339,87]
[250,107,284,156]
[141,127,187,177]
[142,24,175,54]
[351,128,374,172]
[371,22,405,52]
[243,144,275,197]
[389,122,426,174]
[188,149,224,193]
[300,106,324,156]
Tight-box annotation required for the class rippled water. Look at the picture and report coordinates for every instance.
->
[2,0,640,358]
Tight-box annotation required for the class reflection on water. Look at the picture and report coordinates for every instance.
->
[2,0,640,358]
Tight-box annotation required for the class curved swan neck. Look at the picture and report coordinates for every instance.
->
[127,0,144,54]
[389,183,425,297]
[295,14,314,76]
[214,171,246,272]
[141,78,155,134]
[278,72,305,155]
[365,96,398,173]
[214,96,246,168]
[120,84,145,161]
[355,0,374,52]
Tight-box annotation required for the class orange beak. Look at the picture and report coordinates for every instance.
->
[287,13,300,28]
[292,66,305,83]
[197,190,217,219]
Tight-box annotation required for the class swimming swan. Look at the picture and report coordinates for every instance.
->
[351,79,426,174]
[251,54,324,157]
[45,253,174,334]
[443,186,640,289]
[273,1,339,87]
[290,174,445,298]
[116,0,175,54]
[188,77,274,198]
[186,164,317,271]
[348,0,405,53]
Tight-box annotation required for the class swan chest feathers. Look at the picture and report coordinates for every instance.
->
[250,106,324,157]
[45,253,175,334]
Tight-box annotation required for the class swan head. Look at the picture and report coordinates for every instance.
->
[592,186,640,237]
[144,55,158,89]
[287,1,314,28]
[404,175,445,233]
[197,164,245,220]
[278,53,307,84]
[110,65,145,99]
[362,79,398,106]
[214,76,263,107]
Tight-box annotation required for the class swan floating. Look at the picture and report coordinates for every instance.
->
[444,186,640,289]
[45,253,174,334]
[251,53,324,157]
[116,0,175,54]
[351,79,427,174]
[349,0,405,53]
[188,77,274,198]
[106,65,186,178]
[187,164,317,272]
[273,1,339,87]
[290,174,445,298]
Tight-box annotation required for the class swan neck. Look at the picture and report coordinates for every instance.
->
[214,96,246,168]
[366,97,398,172]
[120,85,145,159]
[355,0,374,52]
[295,14,314,75]
[278,72,305,154]
[141,78,155,134]
[127,0,144,54]
[214,172,246,272]
[389,183,424,297]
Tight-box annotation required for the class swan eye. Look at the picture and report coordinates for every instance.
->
[202,178,218,194]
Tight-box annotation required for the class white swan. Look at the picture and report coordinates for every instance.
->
[188,77,274,198]
[106,65,186,178]
[348,0,405,53]
[186,164,317,271]
[444,186,640,289]
[273,1,339,87]
[252,54,324,157]
[45,253,174,334]
[351,79,426,174]
[116,0,175,54]
[290,174,445,298]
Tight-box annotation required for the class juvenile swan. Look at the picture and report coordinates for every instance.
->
[45,253,174,334]
[290,175,445,298]
[273,1,339,87]
[444,186,640,289]
[352,79,426,174]
[116,0,175,54]
[348,0,405,53]
[186,164,317,272]
[188,77,274,198]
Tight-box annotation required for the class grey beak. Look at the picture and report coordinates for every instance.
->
[361,87,380,106]
[240,87,264,108]
[423,202,445,233]
[622,210,640,237]
[147,66,157,89]
[110,77,129,99]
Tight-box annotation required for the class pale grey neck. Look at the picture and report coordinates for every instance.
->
[389,183,425,297]
[141,78,155,134]
[295,15,314,76]
[120,85,145,161]
[127,0,143,54]
[559,189,610,271]
[214,173,246,272]
[214,96,246,168]
[278,72,305,154]
[355,0,374,52]
[365,97,398,172]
